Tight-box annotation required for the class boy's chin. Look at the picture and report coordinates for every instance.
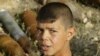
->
[41,51,55,56]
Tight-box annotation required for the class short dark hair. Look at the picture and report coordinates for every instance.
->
[37,2,73,28]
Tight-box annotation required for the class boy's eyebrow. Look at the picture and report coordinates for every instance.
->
[37,26,56,30]
[47,28,55,30]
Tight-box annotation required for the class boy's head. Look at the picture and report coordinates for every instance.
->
[37,2,73,28]
[36,2,75,56]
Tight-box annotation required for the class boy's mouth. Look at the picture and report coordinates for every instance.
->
[41,45,51,51]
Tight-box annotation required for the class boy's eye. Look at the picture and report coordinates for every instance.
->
[50,29,57,33]
[37,28,43,33]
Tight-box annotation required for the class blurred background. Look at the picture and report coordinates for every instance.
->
[0,0,100,56]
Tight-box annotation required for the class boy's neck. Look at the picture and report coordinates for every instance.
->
[55,42,72,56]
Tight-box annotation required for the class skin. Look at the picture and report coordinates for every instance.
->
[36,17,75,56]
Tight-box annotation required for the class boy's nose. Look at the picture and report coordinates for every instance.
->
[42,30,50,40]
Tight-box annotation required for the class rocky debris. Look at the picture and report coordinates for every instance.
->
[71,4,100,56]
[77,0,100,8]
[0,0,39,15]
[0,0,20,15]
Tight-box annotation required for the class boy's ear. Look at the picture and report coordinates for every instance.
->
[66,27,76,41]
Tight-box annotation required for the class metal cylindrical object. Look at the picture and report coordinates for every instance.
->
[0,9,26,40]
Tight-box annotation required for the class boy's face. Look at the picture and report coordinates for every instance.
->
[36,18,74,56]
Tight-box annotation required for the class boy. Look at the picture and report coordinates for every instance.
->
[36,2,75,56]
